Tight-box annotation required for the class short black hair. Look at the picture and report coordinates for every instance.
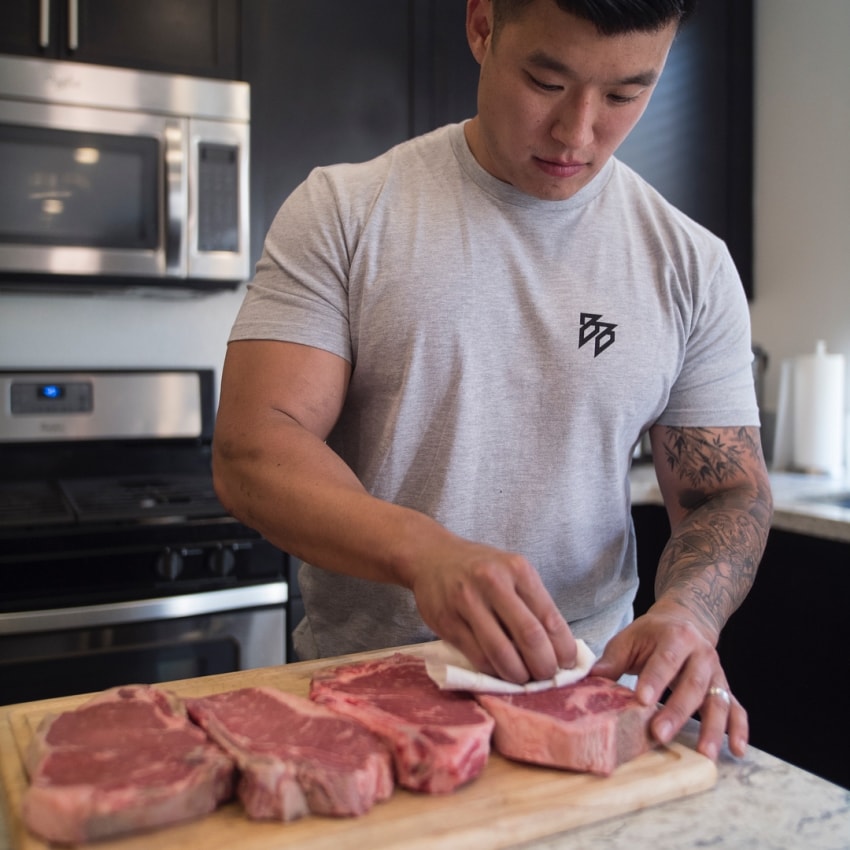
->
[492,0,697,36]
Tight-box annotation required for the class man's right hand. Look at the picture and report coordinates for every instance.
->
[406,539,577,683]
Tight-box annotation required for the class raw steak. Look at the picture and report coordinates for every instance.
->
[309,652,495,793]
[475,675,657,776]
[22,685,234,844]
[185,687,393,820]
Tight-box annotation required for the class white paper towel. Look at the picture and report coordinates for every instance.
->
[774,341,846,476]
[424,639,596,694]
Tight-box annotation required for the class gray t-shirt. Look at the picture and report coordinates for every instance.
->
[230,122,759,661]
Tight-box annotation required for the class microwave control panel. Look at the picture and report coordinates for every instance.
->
[198,143,239,253]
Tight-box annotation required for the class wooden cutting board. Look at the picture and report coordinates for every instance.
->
[0,643,717,850]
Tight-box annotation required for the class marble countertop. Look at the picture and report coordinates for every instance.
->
[517,722,850,850]
[2,721,848,850]
[630,463,850,544]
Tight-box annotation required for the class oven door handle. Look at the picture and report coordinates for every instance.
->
[0,583,288,636]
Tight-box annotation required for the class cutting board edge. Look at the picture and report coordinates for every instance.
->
[1,644,720,850]
[0,709,39,850]
[360,744,719,850]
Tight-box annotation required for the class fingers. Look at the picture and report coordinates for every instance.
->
[589,627,642,682]
[631,613,712,705]
[510,572,577,678]
[605,613,747,762]
[460,569,576,683]
[686,683,748,760]
[649,672,748,761]
[715,688,748,758]
[417,547,575,684]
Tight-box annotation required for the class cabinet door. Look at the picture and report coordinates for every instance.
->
[242,0,412,266]
[410,0,478,136]
[631,504,671,617]
[69,0,240,78]
[616,0,753,296]
[0,0,240,78]
[0,1,56,57]
[719,530,850,789]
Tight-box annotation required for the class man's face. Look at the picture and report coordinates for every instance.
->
[465,0,678,201]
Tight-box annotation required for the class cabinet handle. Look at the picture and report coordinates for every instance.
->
[67,0,79,51]
[38,0,50,47]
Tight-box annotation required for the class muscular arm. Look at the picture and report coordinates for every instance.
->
[651,424,773,643]
[213,341,402,580]
[213,339,575,681]
[593,424,773,760]
[214,339,435,584]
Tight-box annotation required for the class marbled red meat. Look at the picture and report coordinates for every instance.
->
[22,685,234,844]
[310,652,494,793]
[186,686,393,820]
[476,675,657,776]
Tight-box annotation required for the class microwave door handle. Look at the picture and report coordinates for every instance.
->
[67,0,79,50]
[39,0,50,47]
[163,120,186,275]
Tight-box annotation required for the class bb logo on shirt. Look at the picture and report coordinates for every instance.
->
[578,313,617,357]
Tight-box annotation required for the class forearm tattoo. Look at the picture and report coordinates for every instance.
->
[655,426,773,638]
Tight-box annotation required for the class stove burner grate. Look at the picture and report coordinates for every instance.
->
[0,481,76,527]
[59,475,226,523]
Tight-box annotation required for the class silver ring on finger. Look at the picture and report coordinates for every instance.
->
[707,685,732,706]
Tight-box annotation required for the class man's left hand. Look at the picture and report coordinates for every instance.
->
[590,602,748,761]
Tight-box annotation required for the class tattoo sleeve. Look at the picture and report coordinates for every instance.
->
[653,426,774,639]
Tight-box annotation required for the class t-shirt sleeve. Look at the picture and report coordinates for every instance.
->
[228,168,354,363]
[657,244,760,428]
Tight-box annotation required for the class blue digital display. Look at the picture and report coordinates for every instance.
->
[38,384,64,400]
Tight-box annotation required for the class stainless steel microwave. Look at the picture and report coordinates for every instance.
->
[0,55,250,292]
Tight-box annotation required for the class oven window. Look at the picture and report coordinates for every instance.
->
[0,124,158,249]
[0,638,238,705]
[0,600,286,705]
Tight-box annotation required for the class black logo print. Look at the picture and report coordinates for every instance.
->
[578,313,617,357]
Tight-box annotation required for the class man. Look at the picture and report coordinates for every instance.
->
[214,0,773,764]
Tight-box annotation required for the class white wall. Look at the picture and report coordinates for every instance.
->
[750,0,850,416]
[2,2,848,424]
[0,287,245,396]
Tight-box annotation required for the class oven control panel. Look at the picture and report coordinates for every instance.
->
[0,370,203,442]
[11,380,93,415]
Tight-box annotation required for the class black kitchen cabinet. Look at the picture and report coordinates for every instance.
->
[242,0,410,266]
[0,0,240,78]
[241,0,478,268]
[412,0,481,136]
[633,504,850,790]
[719,529,850,789]
[631,503,671,619]
[617,0,754,296]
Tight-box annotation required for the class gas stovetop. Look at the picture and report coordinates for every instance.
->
[0,480,74,527]
[0,368,224,531]
[0,370,285,619]
[63,474,225,522]
[0,474,227,529]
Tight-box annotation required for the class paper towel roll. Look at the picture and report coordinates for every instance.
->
[771,358,794,471]
[791,341,845,476]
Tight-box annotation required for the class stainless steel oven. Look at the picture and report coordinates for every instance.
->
[0,369,288,705]
[0,55,250,292]
[0,587,286,705]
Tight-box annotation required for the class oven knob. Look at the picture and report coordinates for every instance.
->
[208,544,236,577]
[155,548,184,581]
